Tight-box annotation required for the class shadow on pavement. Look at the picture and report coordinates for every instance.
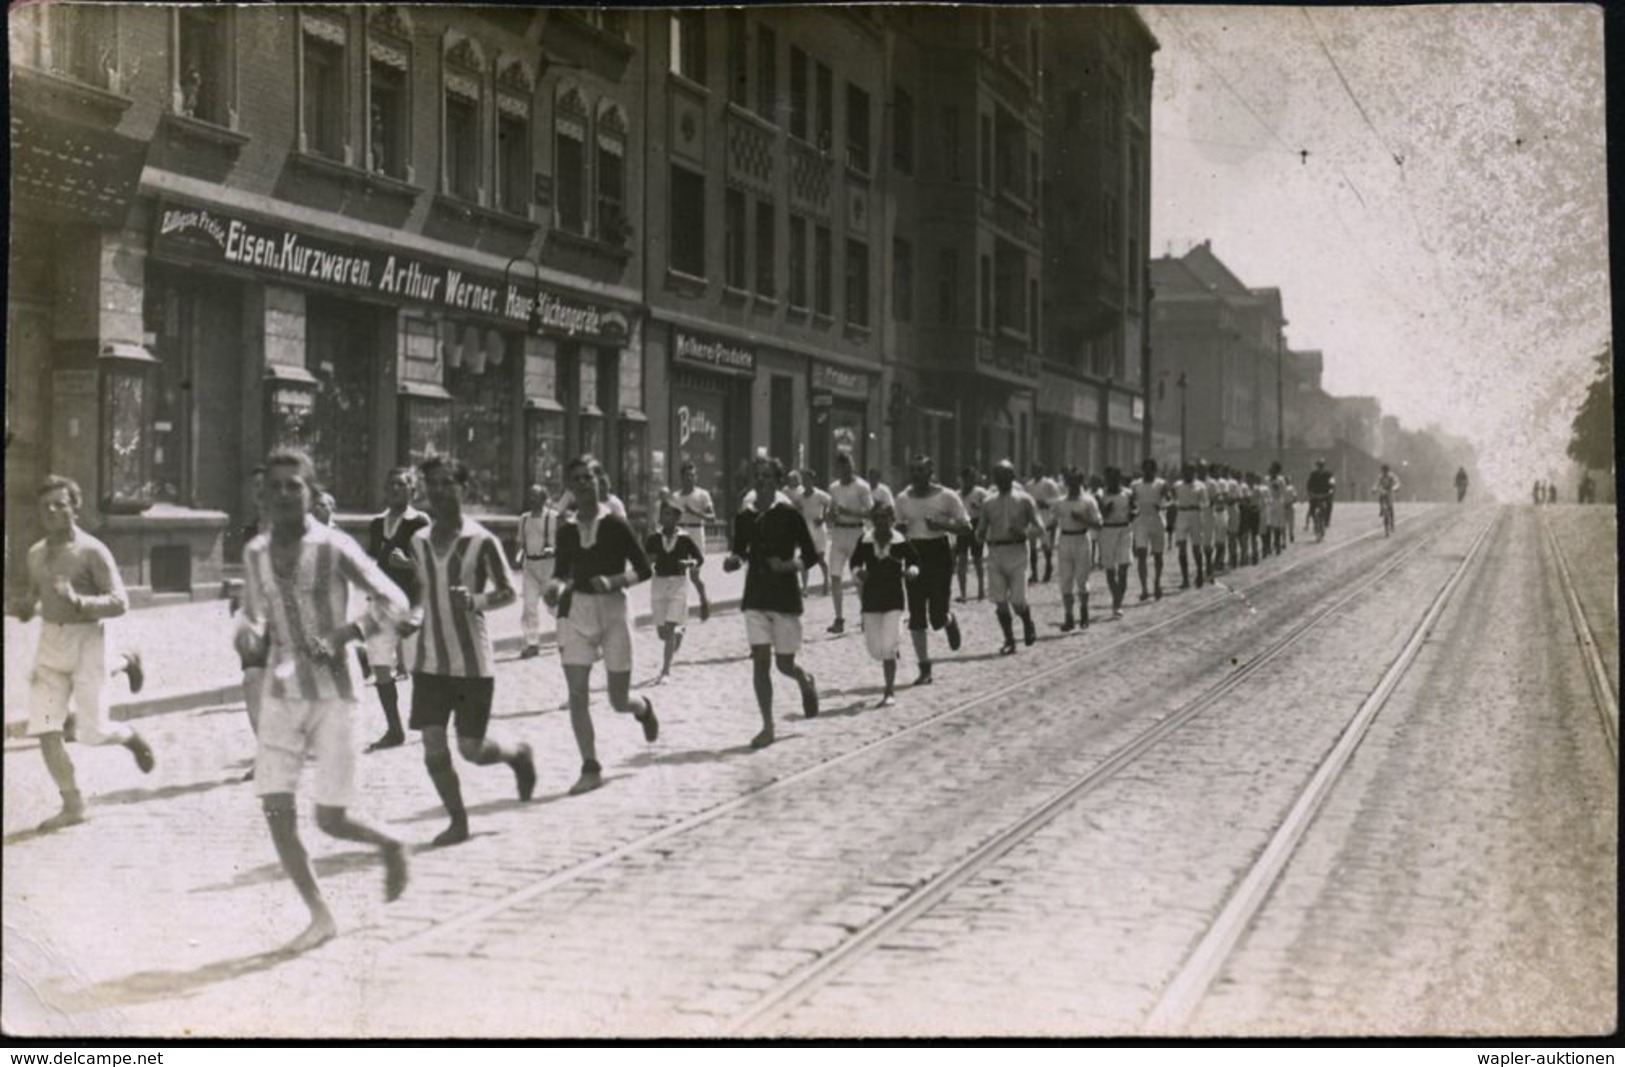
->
[190,847,388,894]
[93,775,248,808]
[396,793,567,825]
[46,943,310,1013]
[623,738,796,767]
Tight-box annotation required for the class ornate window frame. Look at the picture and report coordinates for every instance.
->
[441,31,487,203]
[553,82,590,234]
[495,54,535,217]
[595,100,629,244]
[366,7,415,182]
[297,10,353,162]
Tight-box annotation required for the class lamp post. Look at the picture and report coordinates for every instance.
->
[1177,371,1188,469]
[1275,321,1286,464]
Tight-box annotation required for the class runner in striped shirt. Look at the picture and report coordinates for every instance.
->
[404,456,536,847]
[235,449,409,952]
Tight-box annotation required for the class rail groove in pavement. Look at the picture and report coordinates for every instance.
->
[722,507,1470,1035]
[1539,511,1619,764]
[384,510,1439,959]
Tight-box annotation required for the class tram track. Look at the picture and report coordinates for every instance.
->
[722,507,1488,1035]
[1539,510,1619,763]
[383,508,1442,959]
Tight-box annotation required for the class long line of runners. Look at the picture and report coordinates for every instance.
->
[9,447,1337,954]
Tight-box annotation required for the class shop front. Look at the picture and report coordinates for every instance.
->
[664,326,754,532]
[809,362,873,481]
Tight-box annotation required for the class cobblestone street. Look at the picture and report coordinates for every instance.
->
[3,504,1615,1039]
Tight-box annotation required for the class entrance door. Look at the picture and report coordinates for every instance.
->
[307,297,376,509]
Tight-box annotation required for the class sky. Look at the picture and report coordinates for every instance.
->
[1139,4,1610,500]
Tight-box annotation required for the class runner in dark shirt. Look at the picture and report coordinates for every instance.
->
[848,502,921,707]
[645,502,705,683]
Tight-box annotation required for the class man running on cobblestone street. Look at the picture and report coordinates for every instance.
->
[544,455,658,795]
[1172,463,1207,589]
[977,461,1041,655]
[848,501,920,707]
[1025,463,1061,583]
[404,456,537,836]
[1132,458,1169,601]
[1096,467,1135,619]
[513,483,559,660]
[364,466,429,751]
[724,455,820,749]
[236,449,409,951]
[956,465,990,603]
[824,450,873,635]
[1054,467,1103,632]
[895,454,971,683]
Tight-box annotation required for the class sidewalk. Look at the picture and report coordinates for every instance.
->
[3,558,796,731]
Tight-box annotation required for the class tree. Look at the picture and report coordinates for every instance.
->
[1567,344,1614,471]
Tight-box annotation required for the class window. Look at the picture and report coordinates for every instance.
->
[177,7,234,126]
[979,253,992,330]
[755,200,776,297]
[495,61,534,214]
[554,88,587,232]
[369,59,408,177]
[582,9,631,41]
[814,225,833,316]
[443,36,485,201]
[979,113,993,190]
[994,243,1022,332]
[789,47,809,139]
[893,238,913,322]
[846,82,871,173]
[995,107,1021,195]
[845,240,870,327]
[725,188,747,288]
[671,11,707,86]
[1104,192,1121,260]
[448,332,517,511]
[943,105,961,181]
[670,165,706,277]
[15,4,120,90]
[302,17,347,160]
[726,11,747,105]
[596,104,629,245]
[938,249,957,324]
[815,62,833,153]
[788,216,808,309]
[893,87,914,174]
[1128,239,1140,300]
[756,25,777,121]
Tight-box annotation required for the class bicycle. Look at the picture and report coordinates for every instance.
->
[1309,494,1331,542]
[1378,493,1395,536]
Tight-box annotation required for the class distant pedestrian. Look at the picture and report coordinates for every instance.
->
[723,455,820,749]
[403,456,537,840]
[848,502,920,708]
[646,501,705,683]
[824,450,874,634]
[363,467,429,751]
[544,454,658,795]
[12,475,157,832]
[1547,482,1558,505]
[867,467,895,511]
[235,449,409,951]
[1455,467,1469,503]
[311,491,336,526]
[976,460,1041,654]
[794,469,833,595]
[513,483,559,659]
[1579,473,1595,504]
[895,454,971,683]
[1532,479,1545,506]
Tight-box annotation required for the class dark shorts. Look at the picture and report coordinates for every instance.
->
[906,538,955,631]
[955,533,985,563]
[409,672,495,740]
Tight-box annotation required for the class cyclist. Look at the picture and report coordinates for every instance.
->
[1454,467,1469,503]
[1374,464,1401,534]
[1305,459,1335,540]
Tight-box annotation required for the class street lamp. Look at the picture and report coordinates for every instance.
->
[1276,320,1287,464]
[1177,371,1188,469]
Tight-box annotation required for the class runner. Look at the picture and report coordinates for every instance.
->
[311,491,336,526]
[363,467,430,751]
[867,466,895,511]
[669,460,717,554]
[955,465,989,603]
[976,461,1041,654]
[824,450,874,634]
[645,501,705,683]
[1455,467,1470,503]
[1053,467,1103,632]
[1172,463,1207,589]
[403,456,537,839]
[236,465,268,754]
[895,454,971,683]
[235,449,408,950]
[1283,474,1298,544]
[1091,467,1132,618]
[722,455,820,749]
[848,502,921,708]
[794,469,833,595]
[1306,459,1336,537]
[12,476,157,832]
[1194,462,1219,580]
[1223,465,1244,569]
[544,454,660,794]
[1025,463,1061,583]
[1267,462,1289,556]
[513,483,558,660]
[1132,458,1169,601]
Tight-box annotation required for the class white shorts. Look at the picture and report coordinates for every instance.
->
[1056,532,1093,593]
[1174,509,1201,543]
[986,543,1030,608]
[255,694,357,807]
[744,609,802,655]
[650,575,690,627]
[828,526,864,575]
[862,610,903,661]
[1097,526,1133,569]
[364,625,417,670]
[27,621,127,745]
[559,590,633,672]
[1133,515,1167,554]
[809,525,829,557]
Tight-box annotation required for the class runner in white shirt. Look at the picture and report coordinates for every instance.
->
[1052,468,1103,632]
[513,484,558,660]
[1131,458,1169,601]
[792,469,834,595]
[975,461,1041,653]
[867,467,895,511]
[824,450,873,634]
[1207,464,1230,575]
[1096,467,1135,618]
[667,461,717,557]
[1024,464,1061,583]
[1195,461,1219,581]
[1171,464,1208,589]
[955,466,990,602]
[894,455,971,685]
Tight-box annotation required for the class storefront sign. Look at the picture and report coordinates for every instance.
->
[152,202,628,343]
[811,363,869,399]
[672,329,755,376]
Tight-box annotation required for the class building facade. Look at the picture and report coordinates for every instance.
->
[6,4,1159,600]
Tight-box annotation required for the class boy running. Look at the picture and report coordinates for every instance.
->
[848,502,921,707]
[364,467,429,751]
[895,455,971,683]
[646,501,705,683]
[956,466,989,602]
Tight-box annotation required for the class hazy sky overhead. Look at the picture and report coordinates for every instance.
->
[1140,4,1609,499]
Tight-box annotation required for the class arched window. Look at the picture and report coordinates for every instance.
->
[367,7,413,180]
[442,32,486,202]
[554,85,589,234]
[495,57,535,216]
[596,102,629,245]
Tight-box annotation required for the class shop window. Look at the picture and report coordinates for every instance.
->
[814,62,833,154]
[788,47,809,140]
[495,58,534,214]
[756,24,777,122]
[175,6,235,126]
[724,188,747,289]
[142,285,187,505]
[671,11,707,86]
[307,300,375,509]
[447,329,516,511]
[527,410,566,499]
[13,4,120,91]
[814,225,832,317]
[301,15,348,161]
[597,103,629,244]
[725,11,747,106]
[893,87,914,175]
[670,165,706,277]
[844,239,869,328]
[788,215,808,310]
[555,87,588,232]
[893,238,913,322]
[755,199,776,298]
[846,82,871,174]
[620,419,647,518]
[443,34,485,202]
[402,399,452,472]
